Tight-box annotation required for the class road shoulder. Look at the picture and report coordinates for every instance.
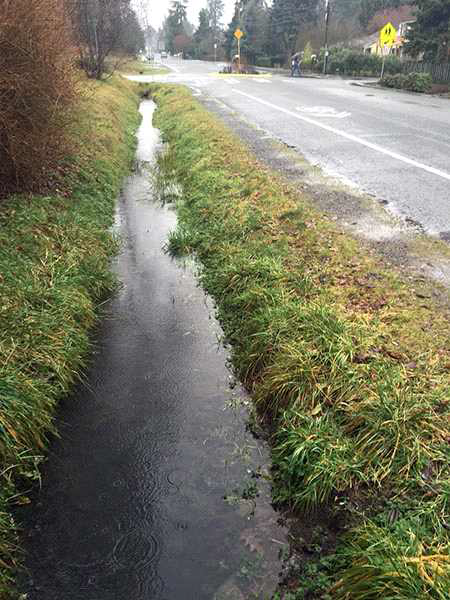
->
[198,90,450,311]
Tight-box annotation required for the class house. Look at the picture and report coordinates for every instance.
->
[356,5,417,58]
[392,19,416,57]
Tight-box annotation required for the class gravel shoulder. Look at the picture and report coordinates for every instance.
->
[198,90,450,314]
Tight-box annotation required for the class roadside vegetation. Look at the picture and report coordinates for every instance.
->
[381,72,433,92]
[164,0,448,80]
[1,3,142,594]
[0,74,140,599]
[68,0,145,79]
[151,84,450,599]
[0,0,78,196]
[0,70,140,600]
[117,58,170,76]
[315,48,402,77]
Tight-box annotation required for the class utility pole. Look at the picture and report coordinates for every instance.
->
[323,0,330,75]
[238,2,241,72]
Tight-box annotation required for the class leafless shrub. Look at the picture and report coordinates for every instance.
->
[0,0,78,196]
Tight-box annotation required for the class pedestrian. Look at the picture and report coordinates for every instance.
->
[291,54,301,77]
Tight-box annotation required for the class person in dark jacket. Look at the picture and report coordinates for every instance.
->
[291,54,301,77]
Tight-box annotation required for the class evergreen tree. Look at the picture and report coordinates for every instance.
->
[405,0,450,61]
[164,0,188,53]
[193,7,213,57]
[241,0,269,63]
[332,0,364,20]
[119,7,146,55]
[269,0,318,64]
[208,0,225,44]
[224,0,242,59]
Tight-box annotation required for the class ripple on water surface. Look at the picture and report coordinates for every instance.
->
[20,100,287,600]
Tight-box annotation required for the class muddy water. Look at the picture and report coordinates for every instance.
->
[22,101,287,600]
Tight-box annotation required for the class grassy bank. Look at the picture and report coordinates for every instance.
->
[0,76,140,598]
[117,58,170,76]
[151,84,450,599]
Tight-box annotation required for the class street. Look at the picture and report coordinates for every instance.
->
[130,57,450,238]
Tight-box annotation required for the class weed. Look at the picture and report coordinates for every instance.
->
[272,411,365,509]
[333,518,450,599]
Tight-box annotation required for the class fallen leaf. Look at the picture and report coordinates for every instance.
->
[405,361,417,369]
[384,349,403,361]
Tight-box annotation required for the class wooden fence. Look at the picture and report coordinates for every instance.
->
[401,61,450,83]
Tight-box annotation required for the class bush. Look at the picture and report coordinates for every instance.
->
[317,48,402,77]
[381,72,432,93]
[382,73,408,88]
[383,54,404,75]
[255,56,272,68]
[405,72,433,92]
[0,0,78,196]
[270,54,286,68]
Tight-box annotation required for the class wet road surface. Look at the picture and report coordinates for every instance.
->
[21,102,286,600]
[128,59,450,238]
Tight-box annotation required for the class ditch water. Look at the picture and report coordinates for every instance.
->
[21,101,287,599]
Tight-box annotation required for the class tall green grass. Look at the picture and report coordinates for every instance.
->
[152,84,450,598]
[0,76,140,598]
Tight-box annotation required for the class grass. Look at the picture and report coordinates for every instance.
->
[0,75,140,598]
[117,58,170,76]
[150,84,450,598]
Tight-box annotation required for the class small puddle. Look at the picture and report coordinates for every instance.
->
[21,101,287,599]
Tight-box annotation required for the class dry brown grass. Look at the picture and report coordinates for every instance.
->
[0,0,78,196]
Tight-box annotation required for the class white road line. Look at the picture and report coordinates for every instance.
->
[234,89,450,182]
[296,106,351,119]
[167,63,180,73]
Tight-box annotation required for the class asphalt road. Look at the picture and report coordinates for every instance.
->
[131,58,450,238]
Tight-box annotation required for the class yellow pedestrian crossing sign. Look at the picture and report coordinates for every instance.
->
[379,22,397,47]
[234,28,243,40]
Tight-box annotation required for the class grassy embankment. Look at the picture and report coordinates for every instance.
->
[151,84,450,599]
[117,57,170,76]
[0,76,140,598]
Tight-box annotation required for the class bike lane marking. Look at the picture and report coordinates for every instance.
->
[234,89,450,182]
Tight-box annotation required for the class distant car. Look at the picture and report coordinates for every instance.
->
[161,52,167,59]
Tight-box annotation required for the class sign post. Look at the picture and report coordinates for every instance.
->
[379,22,397,79]
[234,28,243,72]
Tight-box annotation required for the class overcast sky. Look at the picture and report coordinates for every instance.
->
[135,0,237,31]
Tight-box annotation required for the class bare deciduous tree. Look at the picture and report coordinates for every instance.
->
[67,0,144,79]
